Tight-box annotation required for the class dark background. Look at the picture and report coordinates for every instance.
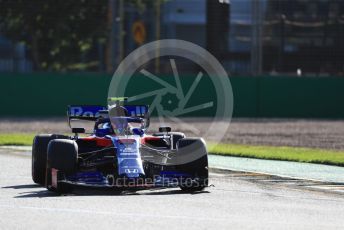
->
[1,0,343,76]
[0,0,343,118]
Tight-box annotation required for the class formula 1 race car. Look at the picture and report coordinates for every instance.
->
[31,100,208,194]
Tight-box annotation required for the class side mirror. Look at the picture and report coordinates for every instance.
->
[72,128,85,134]
[159,126,171,133]
[132,128,144,136]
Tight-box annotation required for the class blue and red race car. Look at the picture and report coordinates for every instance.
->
[31,101,208,194]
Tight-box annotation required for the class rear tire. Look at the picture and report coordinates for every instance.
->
[176,138,208,192]
[153,132,185,149]
[31,134,68,185]
[46,139,78,194]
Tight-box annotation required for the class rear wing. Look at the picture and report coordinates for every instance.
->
[67,105,106,121]
[67,105,149,120]
[124,105,148,118]
[67,104,150,129]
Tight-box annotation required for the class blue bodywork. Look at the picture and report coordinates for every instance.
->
[68,105,106,119]
[111,136,145,178]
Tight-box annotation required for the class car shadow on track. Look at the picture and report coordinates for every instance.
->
[14,190,60,198]
[2,184,60,198]
[137,189,210,196]
[3,184,210,198]
[2,184,41,189]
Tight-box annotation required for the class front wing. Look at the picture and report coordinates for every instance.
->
[51,169,201,190]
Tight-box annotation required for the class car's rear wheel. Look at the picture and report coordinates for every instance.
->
[46,139,78,194]
[176,138,208,192]
[32,134,68,185]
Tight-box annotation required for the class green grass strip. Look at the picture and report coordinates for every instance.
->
[1,133,344,166]
[0,133,35,146]
[208,143,344,166]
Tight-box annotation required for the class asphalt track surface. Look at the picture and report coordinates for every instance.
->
[1,150,344,229]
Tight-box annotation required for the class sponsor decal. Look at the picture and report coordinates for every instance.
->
[112,137,145,177]
[68,106,106,118]
[125,168,139,174]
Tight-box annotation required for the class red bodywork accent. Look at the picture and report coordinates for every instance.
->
[118,139,136,144]
[80,135,162,146]
[81,136,113,147]
[140,136,161,145]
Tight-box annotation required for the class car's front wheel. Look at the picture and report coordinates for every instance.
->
[46,139,78,194]
[32,134,68,185]
[176,138,209,192]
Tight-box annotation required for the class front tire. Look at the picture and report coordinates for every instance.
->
[176,138,209,192]
[31,134,68,185]
[46,139,78,194]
